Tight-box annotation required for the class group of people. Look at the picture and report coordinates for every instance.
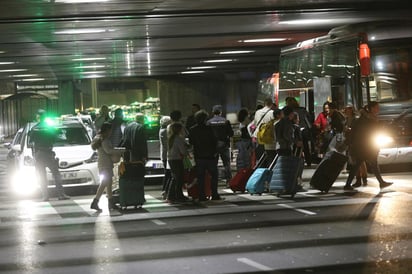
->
[312,100,393,191]
[160,104,234,204]
[31,106,130,204]
[236,97,393,193]
[89,106,148,211]
[32,98,392,208]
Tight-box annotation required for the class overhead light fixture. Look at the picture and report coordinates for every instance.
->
[279,19,332,25]
[216,50,254,54]
[82,71,105,74]
[55,28,114,35]
[82,74,105,79]
[0,62,15,65]
[10,74,39,78]
[74,65,105,69]
[20,78,45,82]
[188,66,216,69]
[72,57,106,61]
[203,59,234,63]
[0,69,27,72]
[181,70,205,74]
[53,0,111,3]
[239,38,287,43]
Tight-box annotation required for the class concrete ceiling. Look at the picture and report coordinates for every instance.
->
[0,0,411,82]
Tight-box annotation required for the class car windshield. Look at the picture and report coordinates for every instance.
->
[54,127,90,146]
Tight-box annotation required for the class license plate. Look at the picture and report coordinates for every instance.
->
[61,172,78,179]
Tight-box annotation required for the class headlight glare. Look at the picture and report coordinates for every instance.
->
[373,132,394,148]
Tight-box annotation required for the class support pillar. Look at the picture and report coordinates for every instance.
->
[58,80,75,115]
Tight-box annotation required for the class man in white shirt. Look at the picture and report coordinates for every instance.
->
[253,97,276,166]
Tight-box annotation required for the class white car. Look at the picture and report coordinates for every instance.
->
[377,104,412,167]
[6,118,99,197]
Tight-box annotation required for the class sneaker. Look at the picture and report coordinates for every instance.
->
[58,194,70,200]
[343,185,356,191]
[380,181,393,189]
[362,178,368,186]
[352,180,362,188]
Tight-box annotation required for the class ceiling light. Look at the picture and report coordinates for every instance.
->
[74,65,105,69]
[0,69,27,72]
[10,74,38,78]
[53,0,111,3]
[72,57,106,61]
[55,28,114,35]
[181,71,205,74]
[82,74,105,79]
[82,71,105,74]
[279,19,332,25]
[188,66,216,69]
[20,78,45,82]
[216,50,254,54]
[239,38,287,43]
[0,62,15,65]
[203,59,234,63]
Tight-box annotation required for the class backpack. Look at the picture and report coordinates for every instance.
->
[257,119,275,145]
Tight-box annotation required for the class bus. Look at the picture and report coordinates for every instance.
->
[277,21,412,167]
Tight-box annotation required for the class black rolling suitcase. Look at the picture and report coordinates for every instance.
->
[116,161,146,210]
[269,154,303,198]
[310,150,348,193]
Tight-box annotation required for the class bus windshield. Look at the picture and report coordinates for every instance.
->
[278,25,412,113]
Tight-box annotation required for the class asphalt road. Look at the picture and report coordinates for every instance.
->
[0,144,411,274]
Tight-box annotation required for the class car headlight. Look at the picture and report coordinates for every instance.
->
[11,168,39,195]
[373,132,394,148]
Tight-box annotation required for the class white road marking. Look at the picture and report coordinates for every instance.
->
[278,203,317,215]
[151,219,166,225]
[237,257,272,271]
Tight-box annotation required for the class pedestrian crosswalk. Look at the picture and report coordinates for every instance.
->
[0,191,292,225]
[0,179,408,227]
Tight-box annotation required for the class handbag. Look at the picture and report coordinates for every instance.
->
[183,152,196,169]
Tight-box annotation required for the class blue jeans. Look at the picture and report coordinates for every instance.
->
[195,158,219,200]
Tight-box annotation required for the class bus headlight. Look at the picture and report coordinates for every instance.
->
[373,132,394,148]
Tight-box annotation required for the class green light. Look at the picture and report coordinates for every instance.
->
[43,117,60,128]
